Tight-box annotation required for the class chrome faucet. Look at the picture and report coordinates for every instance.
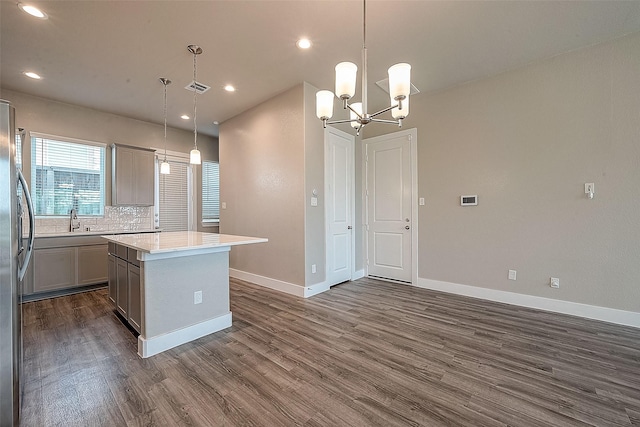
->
[70,208,80,232]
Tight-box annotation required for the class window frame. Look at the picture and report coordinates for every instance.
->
[30,132,106,218]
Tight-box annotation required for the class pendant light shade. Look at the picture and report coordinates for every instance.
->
[190,148,201,165]
[160,161,171,174]
[388,63,411,101]
[316,90,335,120]
[159,77,171,175]
[335,62,358,100]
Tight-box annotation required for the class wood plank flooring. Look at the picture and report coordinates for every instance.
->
[21,277,640,426]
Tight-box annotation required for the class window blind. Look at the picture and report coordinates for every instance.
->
[202,161,220,222]
[158,159,190,231]
[31,134,105,216]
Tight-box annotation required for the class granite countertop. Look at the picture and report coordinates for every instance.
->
[35,229,160,238]
[101,231,268,254]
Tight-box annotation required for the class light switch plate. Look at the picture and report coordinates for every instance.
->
[311,196,318,207]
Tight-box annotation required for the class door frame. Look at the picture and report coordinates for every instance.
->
[325,126,356,284]
[363,128,418,285]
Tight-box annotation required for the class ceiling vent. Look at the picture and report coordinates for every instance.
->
[185,80,211,94]
[375,78,420,96]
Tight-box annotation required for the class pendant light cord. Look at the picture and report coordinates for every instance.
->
[163,82,168,161]
[363,0,366,50]
[193,51,198,150]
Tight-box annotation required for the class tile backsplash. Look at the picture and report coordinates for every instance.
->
[34,206,155,235]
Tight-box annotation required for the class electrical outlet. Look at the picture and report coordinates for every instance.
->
[221,202,227,209]
[194,290,203,304]
[550,278,560,289]
[311,264,317,274]
[508,270,517,280]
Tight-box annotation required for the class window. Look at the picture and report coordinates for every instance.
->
[31,133,105,216]
[202,161,220,224]
[156,156,193,231]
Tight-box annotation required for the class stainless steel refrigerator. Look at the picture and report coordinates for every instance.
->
[0,100,35,426]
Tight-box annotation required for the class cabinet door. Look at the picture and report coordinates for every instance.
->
[77,245,108,286]
[108,255,116,304]
[33,247,76,293]
[134,150,155,206]
[115,258,128,318]
[113,146,135,205]
[127,264,142,333]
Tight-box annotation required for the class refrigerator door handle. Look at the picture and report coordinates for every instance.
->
[17,168,35,281]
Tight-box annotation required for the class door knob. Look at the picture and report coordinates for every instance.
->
[405,225,410,230]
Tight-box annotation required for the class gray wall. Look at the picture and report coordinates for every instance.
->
[303,82,327,285]
[363,32,640,312]
[2,89,218,232]
[220,84,306,286]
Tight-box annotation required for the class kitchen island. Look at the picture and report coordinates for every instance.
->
[102,231,267,358]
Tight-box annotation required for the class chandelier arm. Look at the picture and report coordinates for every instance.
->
[346,102,364,119]
[369,103,399,118]
[326,119,355,126]
[370,118,401,125]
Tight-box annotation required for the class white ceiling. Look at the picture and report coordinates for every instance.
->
[2,1,640,137]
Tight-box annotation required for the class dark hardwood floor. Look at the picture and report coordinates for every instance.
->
[21,277,640,426]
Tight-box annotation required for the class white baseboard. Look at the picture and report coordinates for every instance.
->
[230,268,306,297]
[138,312,233,358]
[229,268,334,298]
[417,278,640,328]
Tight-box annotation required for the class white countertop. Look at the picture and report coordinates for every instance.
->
[101,231,268,254]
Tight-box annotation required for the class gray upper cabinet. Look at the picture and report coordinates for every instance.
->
[112,143,155,206]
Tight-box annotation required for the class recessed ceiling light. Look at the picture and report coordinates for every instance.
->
[180,114,190,120]
[24,71,41,80]
[224,85,236,92]
[18,3,48,19]
[296,38,312,49]
[213,121,219,125]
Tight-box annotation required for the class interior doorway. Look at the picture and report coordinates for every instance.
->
[364,128,417,283]
[325,127,355,286]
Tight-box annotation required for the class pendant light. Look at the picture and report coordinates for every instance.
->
[159,78,171,175]
[188,44,202,165]
[316,0,411,136]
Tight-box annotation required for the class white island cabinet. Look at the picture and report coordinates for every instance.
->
[102,231,267,358]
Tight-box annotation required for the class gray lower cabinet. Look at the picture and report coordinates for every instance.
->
[108,243,142,333]
[115,257,128,318]
[28,235,109,296]
[33,247,76,293]
[108,254,116,303]
[127,264,141,333]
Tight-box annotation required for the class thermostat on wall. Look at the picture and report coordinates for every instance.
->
[460,195,478,206]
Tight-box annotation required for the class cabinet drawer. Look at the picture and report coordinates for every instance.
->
[127,248,140,267]
[116,244,128,259]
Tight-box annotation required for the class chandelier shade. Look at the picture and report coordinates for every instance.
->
[391,95,409,119]
[335,62,358,100]
[316,90,335,120]
[388,63,411,101]
[350,102,363,129]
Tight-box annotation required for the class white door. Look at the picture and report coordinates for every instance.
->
[365,130,415,283]
[325,127,354,286]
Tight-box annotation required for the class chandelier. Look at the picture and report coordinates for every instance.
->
[316,0,411,136]
[188,44,202,165]
[159,77,171,175]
